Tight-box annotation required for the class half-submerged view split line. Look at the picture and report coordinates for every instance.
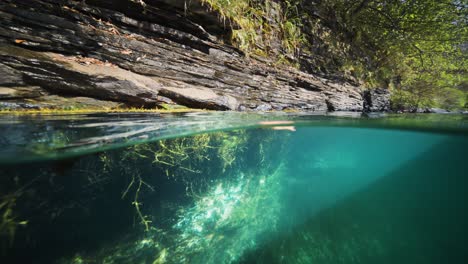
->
[0,0,467,263]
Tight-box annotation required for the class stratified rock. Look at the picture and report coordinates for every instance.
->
[0,0,364,111]
[363,88,391,112]
[324,82,363,111]
[0,86,45,99]
[255,104,273,111]
[159,86,239,110]
[0,62,25,86]
[0,101,41,110]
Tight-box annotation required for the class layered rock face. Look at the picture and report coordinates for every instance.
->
[363,88,391,112]
[0,0,363,111]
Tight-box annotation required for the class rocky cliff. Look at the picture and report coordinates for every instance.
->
[0,0,364,111]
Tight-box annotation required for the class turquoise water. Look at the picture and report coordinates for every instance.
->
[0,112,467,263]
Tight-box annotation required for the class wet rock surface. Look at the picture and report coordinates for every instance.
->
[363,88,391,112]
[0,0,363,111]
[417,108,451,114]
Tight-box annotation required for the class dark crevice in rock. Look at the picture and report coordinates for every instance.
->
[325,99,335,112]
[293,78,323,92]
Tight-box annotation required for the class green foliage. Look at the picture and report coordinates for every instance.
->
[201,0,267,54]
[316,0,467,109]
[201,0,466,109]
[437,87,465,110]
[201,0,305,60]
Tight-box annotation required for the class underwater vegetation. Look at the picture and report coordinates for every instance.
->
[0,191,28,250]
[0,128,289,263]
[117,130,251,232]
[1,113,467,263]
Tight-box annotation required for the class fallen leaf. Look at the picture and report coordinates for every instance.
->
[14,39,26,44]
[259,121,294,125]
[271,126,296,132]
[120,49,133,55]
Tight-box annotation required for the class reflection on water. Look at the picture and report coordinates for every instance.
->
[0,113,467,263]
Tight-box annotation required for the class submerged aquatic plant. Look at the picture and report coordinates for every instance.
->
[121,171,155,232]
[52,129,289,263]
[171,165,285,263]
[0,189,29,250]
[1,124,290,263]
[117,130,250,231]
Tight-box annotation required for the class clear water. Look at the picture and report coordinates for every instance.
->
[0,112,467,264]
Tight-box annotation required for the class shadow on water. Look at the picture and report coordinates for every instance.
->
[238,136,468,264]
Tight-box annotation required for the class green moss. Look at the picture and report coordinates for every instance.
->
[159,103,190,110]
